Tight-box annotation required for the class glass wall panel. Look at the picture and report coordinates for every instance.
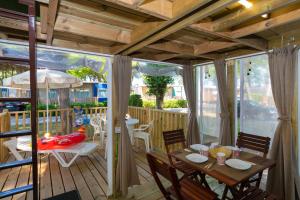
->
[236,54,278,142]
[196,64,220,144]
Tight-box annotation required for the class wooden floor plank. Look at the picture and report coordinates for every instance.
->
[1,154,24,200]
[59,154,76,193]
[81,156,108,193]
[0,155,15,190]
[88,153,107,182]
[65,153,94,200]
[12,153,31,200]
[75,156,106,200]
[39,155,52,199]
[49,154,65,196]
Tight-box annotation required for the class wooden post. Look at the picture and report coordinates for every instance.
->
[0,109,10,162]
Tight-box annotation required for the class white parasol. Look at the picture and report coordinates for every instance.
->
[3,69,83,133]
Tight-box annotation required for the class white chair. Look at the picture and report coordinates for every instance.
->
[133,120,153,152]
[90,115,107,147]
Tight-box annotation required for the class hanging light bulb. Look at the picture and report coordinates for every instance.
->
[238,0,253,9]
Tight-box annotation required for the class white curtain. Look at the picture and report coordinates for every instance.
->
[114,55,140,196]
[182,64,200,145]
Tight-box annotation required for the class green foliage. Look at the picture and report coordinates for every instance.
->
[142,64,174,109]
[163,100,187,108]
[70,101,107,108]
[142,99,187,108]
[67,66,107,82]
[128,94,143,107]
[143,100,156,108]
[143,75,174,98]
[26,103,58,110]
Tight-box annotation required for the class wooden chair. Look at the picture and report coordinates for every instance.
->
[222,132,271,200]
[162,129,210,188]
[146,152,217,200]
[236,132,271,187]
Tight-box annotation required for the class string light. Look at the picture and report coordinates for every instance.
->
[238,0,253,9]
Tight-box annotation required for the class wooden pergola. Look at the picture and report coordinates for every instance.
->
[0,0,300,63]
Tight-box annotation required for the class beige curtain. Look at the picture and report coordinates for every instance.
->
[114,55,140,196]
[214,59,232,146]
[182,64,200,145]
[267,46,300,200]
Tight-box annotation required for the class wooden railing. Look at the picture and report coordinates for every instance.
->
[128,106,188,152]
[0,106,186,160]
[8,107,108,134]
[0,110,10,162]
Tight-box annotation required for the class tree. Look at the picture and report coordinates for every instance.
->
[143,75,174,109]
[67,66,107,82]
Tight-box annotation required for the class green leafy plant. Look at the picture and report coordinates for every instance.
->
[26,103,58,111]
[163,100,187,108]
[143,100,156,108]
[141,100,187,108]
[143,69,174,109]
[67,66,107,82]
[70,101,107,108]
[128,94,143,107]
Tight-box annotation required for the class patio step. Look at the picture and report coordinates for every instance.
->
[0,158,32,170]
[0,130,32,138]
[0,184,33,199]
[0,56,30,65]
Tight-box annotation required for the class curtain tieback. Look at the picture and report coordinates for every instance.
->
[277,115,291,121]
[219,112,230,118]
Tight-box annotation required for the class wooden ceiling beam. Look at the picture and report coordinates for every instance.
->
[153,53,182,61]
[118,0,237,55]
[190,24,268,50]
[114,0,213,54]
[102,0,171,19]
[40,3,48,34]
[46,0,60,45]
[52,39,112,54]
[0,16,46,40]
[194,41,238,55]
[229,8,300,38]
[58,0,143,29]
[147,41,217,59]
[54,14,132,44]
[211,0,297,32]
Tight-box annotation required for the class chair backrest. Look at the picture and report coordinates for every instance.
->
[148,120,154,132]
[236,132,271,158]
[163,129,186,164]
[146,152,183,200]
[90,116,101,127]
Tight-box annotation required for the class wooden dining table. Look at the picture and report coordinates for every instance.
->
[171,149,276,199]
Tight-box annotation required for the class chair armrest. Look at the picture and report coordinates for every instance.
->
[134,124,149,132]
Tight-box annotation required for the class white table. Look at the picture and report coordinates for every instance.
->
[115,118,139,142]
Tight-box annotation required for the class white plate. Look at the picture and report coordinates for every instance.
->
[190,144,208,151]
[185,153,208,163]
[225,159,252,170]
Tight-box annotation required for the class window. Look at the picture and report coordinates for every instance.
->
[196,64,220,144]
[235,54,278,142]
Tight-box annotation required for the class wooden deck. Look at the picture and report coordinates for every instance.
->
[0,148,267,200]
[0,148,159,200]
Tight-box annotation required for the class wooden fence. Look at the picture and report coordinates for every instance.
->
[128,106,188,152]
[0,106,187,161]
[0,107,107,162]
[8,107,107,134]
[0,110,10,162]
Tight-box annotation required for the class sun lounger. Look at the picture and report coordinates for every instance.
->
[4,139,98,167]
